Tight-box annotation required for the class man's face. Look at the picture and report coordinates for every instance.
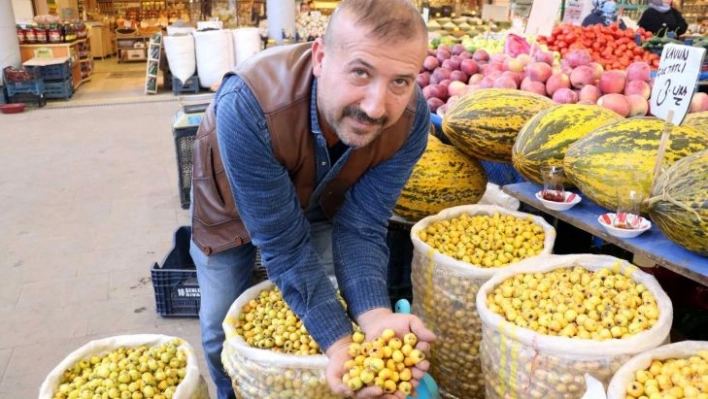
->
[311,17,427,149]
[662,0,672,5]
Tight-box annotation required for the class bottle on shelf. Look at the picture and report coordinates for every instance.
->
[16,24,25,44]
[35,24,48,43]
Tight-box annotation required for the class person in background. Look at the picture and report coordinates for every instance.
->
[582,0,627,29]
[638,0,688,36]
[300,1,312,16]
[189,0,435,398]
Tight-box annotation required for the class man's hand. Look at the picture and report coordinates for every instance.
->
[326,336,389,398]
[351,307,437,399]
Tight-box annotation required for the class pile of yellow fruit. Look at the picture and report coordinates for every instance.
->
[417,212,546,267]
[623,352,708,399]
[225,284,344,399]
[53,339,187,399]
[232,286,320,355]
[485,266,660,340]
[342,329,424,396]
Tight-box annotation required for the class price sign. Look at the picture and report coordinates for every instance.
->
[525,0,562,37]
[650,43,707,125]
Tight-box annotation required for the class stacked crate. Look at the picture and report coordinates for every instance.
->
[24,58,74,100]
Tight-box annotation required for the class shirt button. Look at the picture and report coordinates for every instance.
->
[320,161,327,166]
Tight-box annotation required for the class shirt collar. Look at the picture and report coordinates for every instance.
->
[310,78,323,136]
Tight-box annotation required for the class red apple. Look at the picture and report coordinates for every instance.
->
[534,50,555,65]
[427,97,445,112]
[565,50,592,68]
[579,85,602,103]
[626,61,652,82]
[503,57,525,73]
[473,49,490,62]
[447,81,467,97]
[588,62,604,80]
[552,87,579,104]
[520,77,547,96]
[689,92,708,113]
[570,65,597,89]
[449,70,468,83]
[599,70,627,94]
[468,73,484,85]
[436,49,451,64]
[460,59,479,76]
[597,93,631,117]
[501,71,524,86]
[526,62,553,83]
[493,76,518,89]
[624,80,652,100]
[423,56,440,72]
[416,72,430,88]
[442,58,461,71]
[546,73,571,96]
[627,94,649,116]
[451,44,466,56]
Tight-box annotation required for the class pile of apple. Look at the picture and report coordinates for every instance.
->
[419,46,708,117]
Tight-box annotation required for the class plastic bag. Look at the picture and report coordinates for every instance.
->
[222,279,343,399]
[478,183,521,211]
[476,254,673,399]
[504,33,531,58]
[410,205,556,399]
[38,334,209,399]
[164,34,196,85]
[606,341,708,399]
[194,30,235,89]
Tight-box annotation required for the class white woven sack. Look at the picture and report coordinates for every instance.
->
[476,254,673,399]
[164,34,196,85]
[409,204,556,399]
[222,279,344,399]
[193,30,234,89]
[606,341,708,399]
[38,334,209,399]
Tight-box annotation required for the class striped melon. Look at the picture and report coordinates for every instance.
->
[512,104,622,185]
[648,149,708,256]
[394,134,487,221]
[683,111,708,135]
[564,117,708,212]
[442,89,555,163]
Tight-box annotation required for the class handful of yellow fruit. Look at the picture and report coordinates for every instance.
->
[342,329,425,396]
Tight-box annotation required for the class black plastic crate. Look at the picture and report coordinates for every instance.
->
[152,226,266,317]
[0,86,5,104]
[44,78,73,100]
[151,226,200,317]
[172,75,199,96]
[6,79,44,97]
[8,92,46,108]
[25,60,72,81]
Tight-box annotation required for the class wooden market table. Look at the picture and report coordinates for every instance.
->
[502,182,708,286]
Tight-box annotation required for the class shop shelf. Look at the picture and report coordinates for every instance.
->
[151,226,200,317]
[172,75,200,96]
[25,59,72,81]
[44,78,74,100]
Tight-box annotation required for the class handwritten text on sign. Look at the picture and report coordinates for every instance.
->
[650,43,706,125]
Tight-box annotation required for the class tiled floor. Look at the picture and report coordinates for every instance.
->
[0,62,217,398]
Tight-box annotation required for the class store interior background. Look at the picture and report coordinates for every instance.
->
[4,0,708,106]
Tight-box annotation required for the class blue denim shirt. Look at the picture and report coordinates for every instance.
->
[214,73,430,351]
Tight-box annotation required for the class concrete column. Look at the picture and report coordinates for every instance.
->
[0,0,22,85]
[266,0,296,44]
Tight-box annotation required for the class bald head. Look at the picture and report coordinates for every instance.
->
[324,0,427,48]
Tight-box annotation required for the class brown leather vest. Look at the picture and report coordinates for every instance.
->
[191,43,418,255]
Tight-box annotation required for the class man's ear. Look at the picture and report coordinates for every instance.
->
[311,37,325,78]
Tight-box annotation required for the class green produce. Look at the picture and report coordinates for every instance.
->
[395,134,487,222]
[648,149,708,256]
[443,89,555,163]
[564,117,708,212]
[512,104,622,185]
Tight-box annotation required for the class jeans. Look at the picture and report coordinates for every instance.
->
[190,221,334,399]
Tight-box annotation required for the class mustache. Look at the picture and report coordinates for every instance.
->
[343,106,387,125]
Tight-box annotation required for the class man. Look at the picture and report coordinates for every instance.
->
[190,1,435,398]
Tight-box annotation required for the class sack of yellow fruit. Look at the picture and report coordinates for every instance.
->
[409,204,556,399]
[39,334,210,399]
[221,279,344,399]
[476,254,673,399]
[607,340,708,399]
